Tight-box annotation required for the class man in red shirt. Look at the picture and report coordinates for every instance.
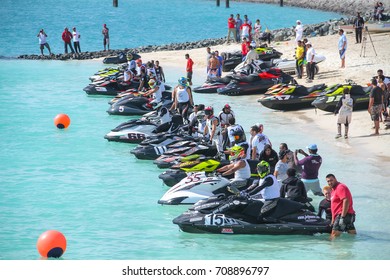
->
[326,174,357,240]
[227,14,237,43]
[61,27,75,54]
[185,54,194,86]
[241,38,250,61]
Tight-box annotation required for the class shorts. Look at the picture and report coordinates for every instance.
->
[186,71,193,82]
[339,49,346,59]
[370,104,382,121]
[40,43,49,50]
[337,113,352,125]
[301,178,322,195]
[332,213,356,232]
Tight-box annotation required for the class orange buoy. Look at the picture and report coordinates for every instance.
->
[54,113,71,129]
[37,230,67,258]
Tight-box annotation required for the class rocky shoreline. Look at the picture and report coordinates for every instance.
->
[17,0,390,61]
[238,0,390,16]
[18,17,356,61]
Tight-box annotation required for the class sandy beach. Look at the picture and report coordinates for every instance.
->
[139,29,390,163]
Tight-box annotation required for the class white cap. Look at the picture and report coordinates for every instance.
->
[296,20,301,24]
[306,41,312,46]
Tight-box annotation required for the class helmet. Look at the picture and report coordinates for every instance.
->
[257,160,270,179]
[204,106,213,116]
[232,129,245,143]
[136,59,142,65]
[178,77,188,86]
[126,52,133,61]
[224,104,231,110]
[148,79,156,88]
[228,145,244,161]
[196,110,205,120]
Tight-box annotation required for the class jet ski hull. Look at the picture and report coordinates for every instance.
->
[259,96,317,111]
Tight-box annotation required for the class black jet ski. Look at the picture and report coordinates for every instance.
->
[258,83,327,111]
[173,194,331,235]
[131,139,199,160]
[217,69,294,96]
[311,84,372,112]
[103,52,141,64]
[221,47,283,72]
[104,107,172,143]
[83,78,140,96]
[193,76,233,94]
[106,91,172,116]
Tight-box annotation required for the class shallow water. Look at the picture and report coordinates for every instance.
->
[0,0,343,57]
[1,1,390,261]
[1,59,390,260]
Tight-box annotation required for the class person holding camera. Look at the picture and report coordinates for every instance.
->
[293,144,323,196]
[37,29,52,56]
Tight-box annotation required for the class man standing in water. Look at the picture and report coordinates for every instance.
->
[102,24,110,51]
[325,174,356,240]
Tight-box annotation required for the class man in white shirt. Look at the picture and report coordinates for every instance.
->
[72,27,81,54]
[295,20,303,43]
[305,41,316,82]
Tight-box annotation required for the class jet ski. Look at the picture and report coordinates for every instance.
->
[103,52,141,64]
[234,54,326,76]
[106,91,173,116]
[83,78,140,96]
[193,76,233,94]
[221,46,283,72]
[311,84,372,112]
[89,67,122,82]
[158,156,231,187]
[158,172,244,205]
[158,160,261,204]
[172,193,331,235]
[104,107,172,143]
[131,139,199,160]
[153,144,218,169]
[217,69,294,96]
[258,83,327,111]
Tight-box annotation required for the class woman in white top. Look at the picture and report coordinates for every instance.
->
[170,77,193,123]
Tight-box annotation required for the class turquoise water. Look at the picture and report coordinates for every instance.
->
[1,1,390,261]
[0,0,343,57]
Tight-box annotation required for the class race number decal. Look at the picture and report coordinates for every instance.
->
[204,214,239,226]
[95,87,107,92]
[119,106,124,112]
[184,173,203,184]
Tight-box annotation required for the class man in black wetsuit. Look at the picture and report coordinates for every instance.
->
[317,185,332,222]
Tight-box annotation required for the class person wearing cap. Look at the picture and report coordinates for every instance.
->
[294,144,323,196]
[170,77,193,123]
[72,27,81,54]
[61,27,75,54]
[326,174,356,240]
[305,41,316,82]
[338,29,347,68]
[102,23,109,51]
[295,40,305,79]
[218,104,235,128]
[295,20,303,43]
